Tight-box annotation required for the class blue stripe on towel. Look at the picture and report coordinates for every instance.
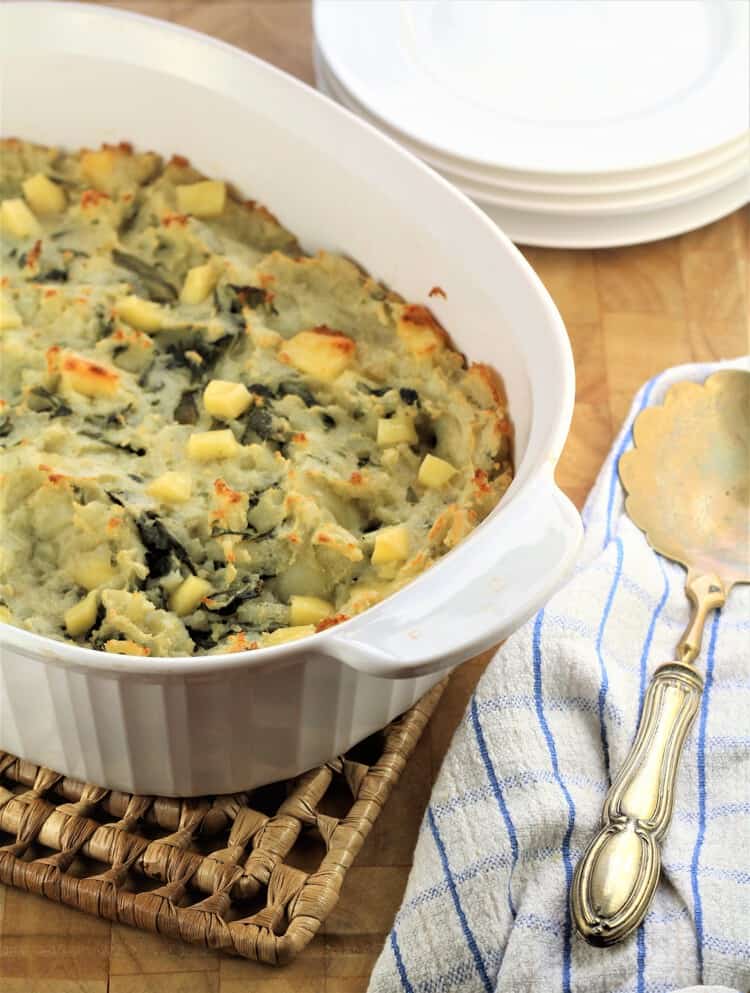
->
[476,689,625,727]
[470,695,518,918]
[703,933,750,959]
[533,609,576,993]
[595,536,624,777]
[664,860,750,885]
[690,607,721,980]
[427,806,493,992]
[390,928,414,993]
[603,373,660,547]
[636,922,646,993]
[428,769,608,824]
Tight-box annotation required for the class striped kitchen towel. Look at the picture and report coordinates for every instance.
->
[368,359,750,993]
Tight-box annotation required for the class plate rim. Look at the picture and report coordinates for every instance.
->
[314,0,750,175]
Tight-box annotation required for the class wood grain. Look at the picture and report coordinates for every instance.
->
[2,2,748,990]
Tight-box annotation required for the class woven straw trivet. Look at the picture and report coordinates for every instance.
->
[0,679,445,966]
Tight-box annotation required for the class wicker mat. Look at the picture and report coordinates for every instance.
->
[0,679,445,966]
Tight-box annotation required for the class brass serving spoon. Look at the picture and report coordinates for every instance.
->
[570,368,750,946]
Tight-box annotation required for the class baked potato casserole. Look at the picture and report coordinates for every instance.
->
[0,140,513,657]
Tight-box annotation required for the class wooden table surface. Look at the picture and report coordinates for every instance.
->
[1,3,747,991]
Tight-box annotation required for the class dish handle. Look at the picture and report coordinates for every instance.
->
[322,472,582,679]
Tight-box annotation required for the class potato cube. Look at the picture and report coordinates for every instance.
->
[289,595,333,626]
[61,353,119,398]
[377,417,417,446]
[176,180,226,217]
[203,379,252,420]
[0,197,41,238]
[187,429,240,461]
[181,262,219,305]
[372,526,410,565]
[279,328,355,382]
[147,471,193,504]
[22,173,66,214]
[418,454,457,488]
[263,625,316,647]
[0,291,22,331]
[169,575,212,616]
[104,639,150,656]
[81,148,116,189]
[397,305,447,357]
[115,295,165,332]
[0,605,13,624]
[71,548,115,591]
[65,591,99,637]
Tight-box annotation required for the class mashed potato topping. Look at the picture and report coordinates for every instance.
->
[0,140,512,656]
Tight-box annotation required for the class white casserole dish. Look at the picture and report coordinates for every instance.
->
[0,1,582,796]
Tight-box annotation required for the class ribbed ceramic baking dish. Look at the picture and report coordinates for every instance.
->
[0,1,582,796]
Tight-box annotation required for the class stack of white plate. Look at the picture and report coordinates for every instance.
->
[313,0,750,248]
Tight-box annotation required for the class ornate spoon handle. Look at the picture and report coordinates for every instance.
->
[570,660,703,945]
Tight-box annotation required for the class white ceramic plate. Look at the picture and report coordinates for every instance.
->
[315,42,750,198]
[314,0,750,175]
[316,48,750,215]
[476,170,750,248]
